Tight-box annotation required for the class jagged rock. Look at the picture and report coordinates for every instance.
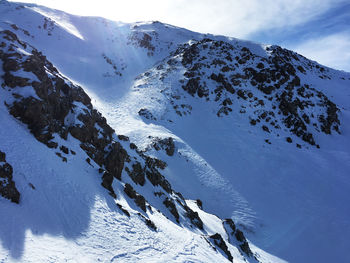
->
[151,137,175,156]
[163,198,180,222]
[196,199,203,209]
[223,218,236,234]
[235,229,246,242]
[145,218,157,231]
[235,229,253,257]
[125,162,145,186]
[60,145,69,154]
[101,172,116,198]
[0,151,5,162]
[0,151,20,204]
[184,205,203,229]
[118,135,129,141]
[209,233,233,262]
[138,108,156,120]
[167,38,340,147]
[117,203,130,217]
[124,183,147,212]
[105,142,127,180]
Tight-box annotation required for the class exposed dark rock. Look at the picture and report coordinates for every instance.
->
[124,183,147,212]
[209,233,233,262]
[240,241,253,257]
[196,199,203,209]
[101,172,116,198]
[235,229,246,242]
[0,151,20,204]
[129,32,155,55]
[262,125,270,133]
[125,162,145,186]
[117,203,130,217]
[168,39,341,147]
[145,218,157,231]
[0,152,5,162]
[138,108,156,120]
[151,137,175,156]
[60,145,69,154]
[235,229,253,256]
[129,143,137,150]
[104,142,127,180]
[163,198,180,222]
[184,205,203,229]
[118,135,129,141]
[223,218,236,235]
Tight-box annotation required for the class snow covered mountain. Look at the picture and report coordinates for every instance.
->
[0,1,349,262]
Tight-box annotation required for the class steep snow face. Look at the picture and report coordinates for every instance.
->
[117,41,350,263]
[119,40,350,262]
[0,20,281,263]
[0,1,349,262]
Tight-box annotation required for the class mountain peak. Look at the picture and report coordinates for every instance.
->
[0,2,349,262]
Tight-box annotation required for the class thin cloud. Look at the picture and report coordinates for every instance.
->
[292,32,350,72]
[9,0,350,71]
[10,0,348,37]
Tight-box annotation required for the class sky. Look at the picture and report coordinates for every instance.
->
[9,0,350,72]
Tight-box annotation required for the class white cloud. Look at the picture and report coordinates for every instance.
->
[291,32,350,72]
[9,0,350,72]
[10,0,347,38]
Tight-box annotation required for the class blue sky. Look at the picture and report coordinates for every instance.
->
[10,0,350,72]
[250,1,350,72]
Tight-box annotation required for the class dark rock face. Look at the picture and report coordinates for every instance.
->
[104,142,128,180]
[0,29,127,198]
[144,156,172,193]
[124,183,147,212]
[150,137,175,156]
[223,218,236,235]
[125,162,145,186]
[235,229,253,257]
[223,219,253,257]
[128,31,156,56]
[138,108,156,120]
[209,233,233,262]
[0,151,20,204]
[155,38,341,147]
[184,205,203,230]
[163,197,180,222]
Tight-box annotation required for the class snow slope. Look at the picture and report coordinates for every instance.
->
[0,1,349,262]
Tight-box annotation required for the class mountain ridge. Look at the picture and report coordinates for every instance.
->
[0,1,349,262]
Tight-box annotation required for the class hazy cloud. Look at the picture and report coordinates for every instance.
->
[9,0,350,71]
[292,32,350,72]
[10,0,347,37]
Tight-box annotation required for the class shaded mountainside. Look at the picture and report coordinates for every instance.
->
[0,1,349,262]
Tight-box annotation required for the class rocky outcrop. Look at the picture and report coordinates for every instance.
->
[149,136,175,156]
[209,233,233,262]
[0,151,20,204]
[0,29,207,233]
[1,29,127,197]
[147,38,341,147]
[128,31,156,56]
[223,219,253,257]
